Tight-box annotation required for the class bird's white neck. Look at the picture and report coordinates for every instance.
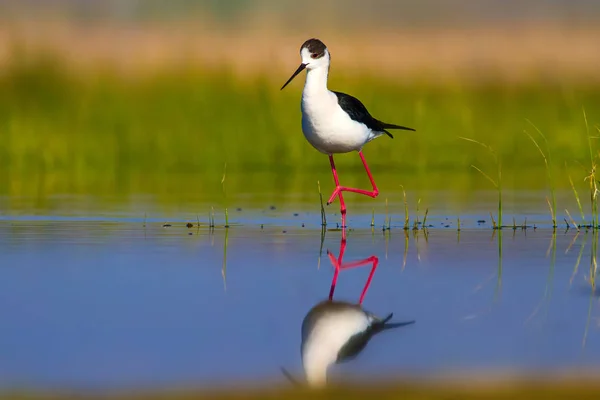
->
[303,65,330,98]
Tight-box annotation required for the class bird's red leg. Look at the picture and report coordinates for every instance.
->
[328,155,347,229]
[327,150,379,205]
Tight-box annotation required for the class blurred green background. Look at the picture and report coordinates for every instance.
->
[1,0,600,212]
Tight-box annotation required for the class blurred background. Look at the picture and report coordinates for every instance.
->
[0,0,599,213]
[3,2,600,396]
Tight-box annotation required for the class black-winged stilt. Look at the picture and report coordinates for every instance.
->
[281,38,415,228]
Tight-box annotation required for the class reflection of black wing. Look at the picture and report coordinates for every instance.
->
[336,316,416,364]
[336,332,372,363]
[332,91,415,138]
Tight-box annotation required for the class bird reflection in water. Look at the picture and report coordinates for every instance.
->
[282,235,415,387]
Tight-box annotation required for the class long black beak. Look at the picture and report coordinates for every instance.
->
[281,63,307,90]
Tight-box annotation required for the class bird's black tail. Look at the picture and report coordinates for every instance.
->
[382,122,415,132]
[378,121,415,139]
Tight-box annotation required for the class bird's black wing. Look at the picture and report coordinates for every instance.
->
[333,91,383,132]
[332,91,415,138]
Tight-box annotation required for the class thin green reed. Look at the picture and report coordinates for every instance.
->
[318,181,327,227]
[222,163,229,228]
[524,120,556,228]
[210,207,215,229]
[412,198,421,231]
[567,168,585,227]
[400,185,409,230]
[583,108,599,229]
[385,198,391,230]
[565,209,578,230]
[459,137,502,229]
[422,208,429,230]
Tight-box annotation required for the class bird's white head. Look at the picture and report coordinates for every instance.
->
[281,38,330,90]
[300,38,330,71]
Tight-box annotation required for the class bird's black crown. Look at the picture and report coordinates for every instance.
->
[301,38,327,59]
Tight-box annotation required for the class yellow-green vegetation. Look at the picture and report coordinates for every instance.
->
[1,54,600,211]
[459,138,503,228]
[4,379,600,400]
[524,121,557,227]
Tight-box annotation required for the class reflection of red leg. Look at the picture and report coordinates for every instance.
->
[327,237,347,300]
[328,258,340,301]
[327,151,379,207]
[328,155,347,228]
[358,257,378,305]
[327,236,379,304]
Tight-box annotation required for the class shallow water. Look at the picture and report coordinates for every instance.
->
[0,190,599,391]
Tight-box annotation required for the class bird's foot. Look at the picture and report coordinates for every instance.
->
[326,187,342,205]
[327,186,379,204]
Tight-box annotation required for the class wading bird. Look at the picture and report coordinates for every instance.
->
[281,38,415,228]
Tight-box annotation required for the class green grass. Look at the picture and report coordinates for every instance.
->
[1,54,600,211]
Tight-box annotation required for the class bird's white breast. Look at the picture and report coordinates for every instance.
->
[301,90,371,155]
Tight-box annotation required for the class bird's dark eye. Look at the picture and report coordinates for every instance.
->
[311,53,319,59]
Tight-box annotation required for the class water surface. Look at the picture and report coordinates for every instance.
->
[0,191,599,391]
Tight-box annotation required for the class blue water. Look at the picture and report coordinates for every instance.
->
[0,203,599,390]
